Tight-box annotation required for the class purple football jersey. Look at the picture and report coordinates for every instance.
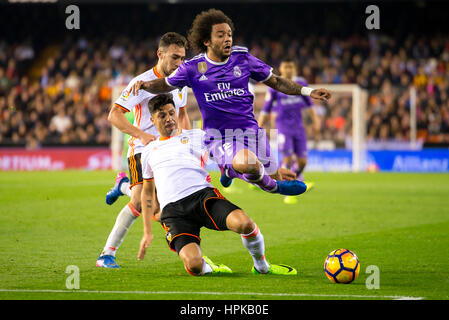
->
[262,77,313,136]
[165,46,273,136]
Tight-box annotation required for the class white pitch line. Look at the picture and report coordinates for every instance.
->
[0,289,424,300]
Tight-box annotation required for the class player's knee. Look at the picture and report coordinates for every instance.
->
[234,213,255,234]
[227,209,255,234]
[183,255,203,275]
[240,218,256,235]
[233,150,260,174]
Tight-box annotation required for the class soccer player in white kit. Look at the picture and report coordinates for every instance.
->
[137,93,297,276]
[96,33,191,268]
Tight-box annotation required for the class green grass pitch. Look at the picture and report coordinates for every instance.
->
[0,170,448,300]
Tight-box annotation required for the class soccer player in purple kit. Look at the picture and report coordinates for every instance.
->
[131,9,331,198]
[258,58,321,204]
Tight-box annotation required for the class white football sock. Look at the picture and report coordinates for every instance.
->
[102,203,140,256]
[200,258,213,275]
[241,224,270,273]
[120,182,132,197]
[185,258,213,276]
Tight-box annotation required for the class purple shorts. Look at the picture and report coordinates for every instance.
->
[205,127,278,176]
[278,129,308,158]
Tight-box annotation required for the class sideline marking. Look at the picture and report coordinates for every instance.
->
[0,289,424,300]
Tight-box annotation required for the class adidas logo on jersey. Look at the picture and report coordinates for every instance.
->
[199,74,208,81]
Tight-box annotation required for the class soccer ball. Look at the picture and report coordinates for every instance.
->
[324,249,360,284]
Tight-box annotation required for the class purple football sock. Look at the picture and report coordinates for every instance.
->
[241,164,278,193]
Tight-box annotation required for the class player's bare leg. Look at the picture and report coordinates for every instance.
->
[295,156,307,181]
[179,243,204,275]
[281,155,294,171]
[179,242,232,276]
[225,209,297,275]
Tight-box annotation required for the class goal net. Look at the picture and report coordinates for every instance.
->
[111,84,368,172]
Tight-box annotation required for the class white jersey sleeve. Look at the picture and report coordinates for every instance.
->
[141,145,154,180]
[114,79,147,112]
[179,86,188,108]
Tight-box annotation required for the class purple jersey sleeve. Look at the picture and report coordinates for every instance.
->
[165,61,190,89]
[248,53,273,83]
[262,87,277,113]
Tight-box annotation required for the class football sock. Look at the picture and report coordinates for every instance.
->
[102,203,140,256]
[119,181,132,197]
[200,258,213,275]
[184,258,213,276]
[242,164,278,193]
[241,224,270,273]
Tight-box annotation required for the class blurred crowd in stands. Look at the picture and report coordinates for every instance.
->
[1,8,449,148]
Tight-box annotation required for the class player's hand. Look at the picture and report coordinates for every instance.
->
[138,132,156,145]
[311,88,331,102]
[153,211,161,222]
[138,233,154,260]
[277,167,296,181]
[131,80,148,95]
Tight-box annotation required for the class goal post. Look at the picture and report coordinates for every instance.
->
[110,83,368,172]
[307,84,368,172]
[250,83,368,172]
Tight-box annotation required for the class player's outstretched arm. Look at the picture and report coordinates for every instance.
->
[178,107,192,130]
[138,179,156,260]
[130,78,173,96]
[263,74,331,102]
[108,105,156,145]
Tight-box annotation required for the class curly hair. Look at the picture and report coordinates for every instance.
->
[187,9,235,53]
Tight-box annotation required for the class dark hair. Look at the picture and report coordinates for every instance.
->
[159,32,188,50]
[148,93,175,114]
[188,9,235,53]
[280,57,297,65]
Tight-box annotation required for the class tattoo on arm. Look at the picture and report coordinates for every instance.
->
[145,78,173,94]
[146,200,152,208]
[264,74,303,95]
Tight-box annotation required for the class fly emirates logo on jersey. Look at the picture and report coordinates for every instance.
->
[204,82,246,103]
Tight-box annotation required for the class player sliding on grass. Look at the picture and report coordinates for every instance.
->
[96,33,191,268]
[131,9,331,198]
[138,93,297,276]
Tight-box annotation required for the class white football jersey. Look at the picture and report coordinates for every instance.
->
[114,67,188,158]
[141,129,213,211]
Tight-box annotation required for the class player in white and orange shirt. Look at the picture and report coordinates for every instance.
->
[96,33,191,268]
[137,93,297,276]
